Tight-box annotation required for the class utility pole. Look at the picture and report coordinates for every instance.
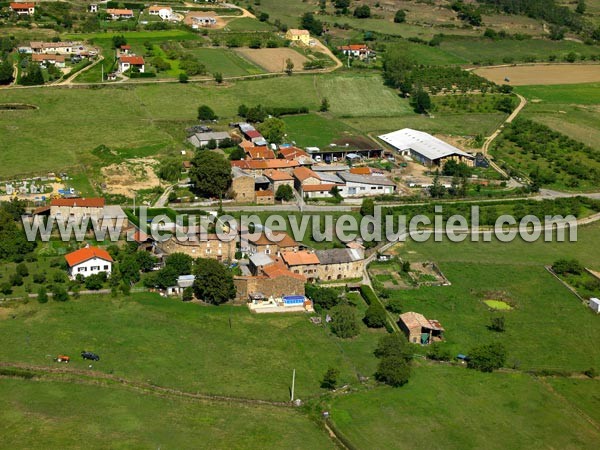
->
[290,368,296,402]
[101,63,103,82]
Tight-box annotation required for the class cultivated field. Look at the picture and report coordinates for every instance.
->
[235,47,309,73]
[475,64,600,86]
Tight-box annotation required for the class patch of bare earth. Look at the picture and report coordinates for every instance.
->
[475,64,600,86]
[101,158,162,198]
[234,48,309,73]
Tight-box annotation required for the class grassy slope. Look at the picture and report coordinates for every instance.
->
[329,365,600,450]
[0,293,381,401]
[516,83,600,149]
[390,223,600,371]
[0,379,334,450]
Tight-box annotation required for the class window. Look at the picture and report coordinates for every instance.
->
[103,265,109,270]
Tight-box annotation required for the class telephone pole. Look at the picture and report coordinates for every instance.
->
[290,369,296,402]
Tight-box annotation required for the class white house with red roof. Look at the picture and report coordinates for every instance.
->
[65,246,113,278]
[118,55,145,73]
[10,2,35,15]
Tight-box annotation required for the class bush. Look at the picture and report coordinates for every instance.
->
[375,356,411,387]
[330,304,360,339]
[552,259,583,275]
[37,286,48,303]
[359,285,378,305]
[0,282,12,295]
[10,273,23,287]
[489,316,506,332]
[84,272,107,290]
[51,285,69,302]
[33,272,46,284]
[197,104,217,121]
[467,342,507,372]
[321,367,339,390]
[16,262,29,278]
[427,342,451,361]
[363,304,387,328]
[305,284,341,310]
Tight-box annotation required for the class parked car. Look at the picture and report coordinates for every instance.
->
[81,351,100,361]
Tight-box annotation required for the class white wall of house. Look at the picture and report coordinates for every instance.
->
[68,257,112,279]
[339,182,394,197]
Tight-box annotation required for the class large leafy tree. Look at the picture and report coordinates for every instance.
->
[165,252,193,275]
[375,356,411,387]
[190,151,232,198]
[0,59,14,85]
[300,12,323,36]
[258,117,286,144]
[193,258,236,305]
[330,304,360,338]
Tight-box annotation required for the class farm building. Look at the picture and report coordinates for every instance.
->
[398,312,445,345]
[234,262,307,303]
[31,54,66,68]
[231,166,256,202]
[65,246,113,279]
[256,189,274,205]
[379,128,474,167]
[231,159,300,175]
[264,169,294,193]
[30,41,74,55]
[106,8,135,20]
[185,11,218,28]
[9,2,35,15]
[337,172,396,197]
[160,233,236,262]
[187,131,230,148]
[118,55,145,73]
[286,29,310,45]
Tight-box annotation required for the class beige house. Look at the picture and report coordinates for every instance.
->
[315,248,364,281]
[286,29,310,45]
[264,169,294,194]
[281,250,320,281]
[234,262,306,301]
[243,231,299,256]
[256,190,274,205]
[160,234,236,262]
[293,166,321,191]
[231,167,255,202]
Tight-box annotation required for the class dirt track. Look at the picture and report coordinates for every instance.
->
[475,64,600,85]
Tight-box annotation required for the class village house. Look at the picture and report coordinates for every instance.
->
[65,246,113,279]
[315,248,364,281]
[264,169,294,193]
[292,166,322,191]
[337,44,375,60]
[148,5,173,20]
[184,11,218,28]
[281,250,320,281]
[301,183,342,199]
[234,262,306,302]
[43,198,128,228]
[119,44,131,55]
[231,159,300,176]
[256,189,274,205]
[398,312,445,345]
[30,41,74,55]
[31,54,66,68]
[9,2,35,15]
[245,145,275,160]
[231,166,256,202]
[278,146,314,165]
[242,231,299,256]
[285,29,311,45]
[160,233,236,262]
[188,131,231,148]
[106,8,135,20]
[118,55,145,73]
[379,128,475,167]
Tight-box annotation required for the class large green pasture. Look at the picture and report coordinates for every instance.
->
[0,378,334,449]
[389,223,600,371]
[0,293,380,401]
[328,365,600,449]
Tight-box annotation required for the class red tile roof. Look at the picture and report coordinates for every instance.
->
[245,130,262,139]
[120,44,131,50]
[302,183,339,192]
[231,159,299,170]
[120,55,145,65]
[256,190,274,197]
[281,250,320,266]
[278,146,309,160]
[50,197,105,208]
[32,54,65,62]
[264,169,293,181]
[246,232,298,248]
[246,146,275,160]
[65,246,113,267]
[10,2,35,9]
[338,44,369,51]
[293,167,320,182]
[262,262,306,281]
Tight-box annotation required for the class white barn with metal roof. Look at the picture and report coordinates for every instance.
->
[378,128,474,167]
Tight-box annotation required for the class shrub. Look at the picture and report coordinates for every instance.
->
[16,262,29,278]
[467,342,507,372]
[330,304,360,339]
[427,342,451,361]
[37,286,48,303]
[10,273,23,287]
[363,304,387,328]
[375,356,411,387]
[321,367,339,390]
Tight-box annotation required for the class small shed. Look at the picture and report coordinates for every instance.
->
[590,297,600,314]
